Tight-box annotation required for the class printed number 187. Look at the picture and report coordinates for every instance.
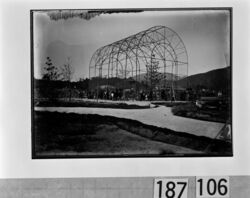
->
[154,179,188,198]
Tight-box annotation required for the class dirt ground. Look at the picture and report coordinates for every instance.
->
[36,124,202,157]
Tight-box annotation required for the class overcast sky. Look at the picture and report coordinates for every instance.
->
[33,9,230,81]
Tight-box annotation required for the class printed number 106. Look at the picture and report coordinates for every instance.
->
[196,177,229,197]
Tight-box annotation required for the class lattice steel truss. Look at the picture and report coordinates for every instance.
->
[89,26,188,100]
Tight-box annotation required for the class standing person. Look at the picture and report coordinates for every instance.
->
[111,92,114,100]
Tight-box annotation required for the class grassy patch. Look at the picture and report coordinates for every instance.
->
[171,103,230,123]
[34,112,179,156]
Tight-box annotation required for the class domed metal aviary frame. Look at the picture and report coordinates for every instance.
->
[89,25,188,100]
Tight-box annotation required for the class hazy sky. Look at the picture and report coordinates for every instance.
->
[33,9,230,81]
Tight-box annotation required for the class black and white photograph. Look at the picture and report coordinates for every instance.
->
[31,8,232,158]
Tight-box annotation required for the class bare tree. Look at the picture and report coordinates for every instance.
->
[61,57,74,81]
[61,57,74,101]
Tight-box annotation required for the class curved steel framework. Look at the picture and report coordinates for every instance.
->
[89,26,188,99]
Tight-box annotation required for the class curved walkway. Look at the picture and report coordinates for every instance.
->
[35,106,224,139]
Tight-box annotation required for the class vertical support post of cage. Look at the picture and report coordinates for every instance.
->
[124,54,128,100]
[135,55,138,82]
[175,60,178,100]
[88,64,91,95]
[163,28,167,90]
[131,55,134,78]
[138,56,140,84]
[150,53,153,93]
[111,54,114,78]
[108,57,110,80]
[94,64,97,101]
[94,65,96,79]
[116,59,118,78]
[135,53,139,100]
[99,66,102,78]
[107,55,111,100]
[96,64,100,102]
[125,54,127,79]
[187,64,188,87]
[89,65,91,81]
[171,61,175,101]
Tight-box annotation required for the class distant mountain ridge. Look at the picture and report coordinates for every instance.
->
[178,66,231,91]
[131,67,231,91]
[132,72,184,82]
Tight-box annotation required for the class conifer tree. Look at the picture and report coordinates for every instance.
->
[145,54,160,91]
[42,57,60,81]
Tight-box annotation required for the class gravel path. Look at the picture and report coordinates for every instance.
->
[35,106,224,139]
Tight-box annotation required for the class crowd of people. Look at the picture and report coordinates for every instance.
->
[86,88,184,101]
[81,86,226,102]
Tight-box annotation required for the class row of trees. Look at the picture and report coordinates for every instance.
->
[42,56,74,101]
[43,56,74,82]
[40,54,174,101]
